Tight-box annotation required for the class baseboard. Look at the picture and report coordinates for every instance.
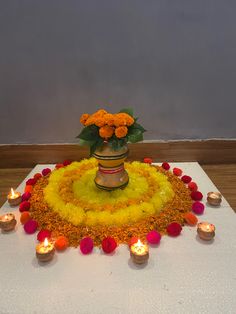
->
[1,140,236,168]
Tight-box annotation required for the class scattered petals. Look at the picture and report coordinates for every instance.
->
[143,157,153,164]
[188,182,198,191]
[37,229,51,242]
[173,168,183,176]
[184,212,198,226]
[162,162,170,170]
[191,191,203,201]
[42,168,51,176]
[181,175,192,184]
[146,230,161,245]
[24,219,38,234]
[192,201,205,215]
[80,237,94,254]
[102,237,117,254]
[55,236,69,251]
[21,192,31,202]
[19,201,30,212]
[20,211,31,224]
[167,222,182,237]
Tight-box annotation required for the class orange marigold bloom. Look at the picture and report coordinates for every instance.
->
[115,126,128,138]
[80,113,90,125]
[104,113,115,126]
[125,114,134,126]
[113,113,127,127]
[99,125,114,138]
[95,117,106,127]
[93,109,107,117]
[84,116,95,126]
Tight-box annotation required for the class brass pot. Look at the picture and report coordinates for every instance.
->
[93,142,129,191]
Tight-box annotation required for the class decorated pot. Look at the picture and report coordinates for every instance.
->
[93,142,129,191]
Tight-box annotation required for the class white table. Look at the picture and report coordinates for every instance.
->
[0,163,236,314]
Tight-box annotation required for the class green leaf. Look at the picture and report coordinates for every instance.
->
[127,129,144,143]
[77,125,99,141]
[131,122,146,133]
[119,107,134,117]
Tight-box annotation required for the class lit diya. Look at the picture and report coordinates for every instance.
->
[0,213,17,232]
[207,192,222,206]
[130,239,149,264]
[36,238,55,262]
[7,188,22,206]
[197,222,215,241]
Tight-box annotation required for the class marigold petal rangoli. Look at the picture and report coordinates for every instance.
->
[29,159,193,247]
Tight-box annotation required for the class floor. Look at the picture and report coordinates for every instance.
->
[0,164,235,212]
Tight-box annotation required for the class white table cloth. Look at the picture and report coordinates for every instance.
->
[0,163,235,314]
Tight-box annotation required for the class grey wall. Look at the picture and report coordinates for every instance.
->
[0,0,236,144]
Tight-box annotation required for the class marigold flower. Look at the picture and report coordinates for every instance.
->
[95,117,106,127]
[84,116,95,126]
[80,113,90,125]
[125,114,134,126]
[93,109,107,117]
[114,113,134,127]
[104,113,115,126]
[115,126,128,138]
[99,125,114,138]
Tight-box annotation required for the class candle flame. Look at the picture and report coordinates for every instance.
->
[44,238,49,247]
[4,215,8,220]
[10,188,15,197]
[136,239,143,247]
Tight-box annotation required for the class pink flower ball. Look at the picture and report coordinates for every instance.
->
[42,168,51,176]
[80,237,94,255]
[21,192,31,202]
[24,219,38,234]
[146,230,161,245]
[63,160,72,166]
[181,175,192,184]
[102,237,117,254]
[191,191,203,201]
[167,222,182,237]
[162,162,170,170]
[188,182,198,191]
[19,201,30,212]
[37,229,51,242]
[192,201,205,215]
[26,178,36,186]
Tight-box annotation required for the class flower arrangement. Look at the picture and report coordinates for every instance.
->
[77,108,146,154]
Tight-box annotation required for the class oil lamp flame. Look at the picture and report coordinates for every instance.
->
[10,188,15,198]
[44,238,49,247]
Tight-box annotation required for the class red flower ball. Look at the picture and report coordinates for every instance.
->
[192,201,205,215]
[34,173,42,180]
[173,168,183,176]
[188,182,198,191]
[143,157,153,164]
[191,191,203,201]
[63,160,72,166]
[55,163,64,169]
[162,162,170,170]
[146,230,161,245]
[102,237,117,254]
[24,219,38,234]
[37,229,51,242]
[21,192,31,202]
[167,222,182,237]
[26,178,36,186]
[129,236,139,247]
[19,201,30,212]
[80,237,94,255]
[42,168,51,176]
[181,175,192,184]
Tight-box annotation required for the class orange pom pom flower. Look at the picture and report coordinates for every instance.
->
[80,113,90,125]
[115,126,128,138]
[55,236,69,251]
[99,125,114,138]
